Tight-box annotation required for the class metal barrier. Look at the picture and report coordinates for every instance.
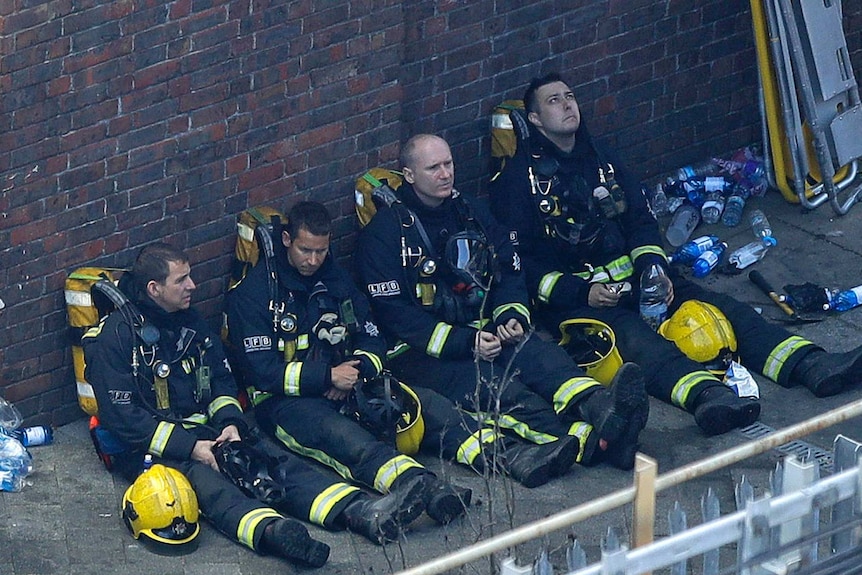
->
[396,398,862,575]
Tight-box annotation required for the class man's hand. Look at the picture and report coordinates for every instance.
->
[588,283,626,308]
[496,318,525,344]
[191,439,219,471]
[330,360,361,391]
[474,331,502,362]
[215,424,241,445]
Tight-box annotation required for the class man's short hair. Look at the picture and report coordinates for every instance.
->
[399,134,437,170]
[286,201,332,238]
[132,242,188,290]
[523,72,566,114]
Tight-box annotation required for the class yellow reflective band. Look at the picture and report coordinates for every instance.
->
[237,508,282,549]
[182,414,208,428]
[456,428,498,465]
[297,334,309,350]
[386,341,411,360]
[574,256,634,282]
[552,377,603,415]
[567,421,594,463]
[490,414,558,444]
[630,245,668,263]
[249,388,273,406]
[492,303,531,324]
[671,370,719,408]
[82,324,104,339]
[309,483,360,526]
[762,335,811,381]
[283,362,302,395]
[352,350,383,375]
[275,425,354,481]
[491,111,514,130]
[538,272,564,303]
[208,395,241,419]
[426,323,453,358]
[148,421,175,456]
[373,455,424,493]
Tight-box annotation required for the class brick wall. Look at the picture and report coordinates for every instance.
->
[1,0,860,425]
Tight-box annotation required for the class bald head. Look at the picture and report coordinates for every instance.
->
[400,134,454,208]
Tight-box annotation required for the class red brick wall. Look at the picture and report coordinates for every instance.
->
[1,0,860,425]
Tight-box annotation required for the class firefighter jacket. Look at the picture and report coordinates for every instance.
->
[82,296,247,462]
[355,183,531,361]
[489,120,667,312]
[225,249,385,403]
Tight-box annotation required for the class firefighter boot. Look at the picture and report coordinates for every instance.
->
[692,385,760,436]
[497,435,580,488]
[577,362,650,445]
[260,518,330,567]
[340,477,426,544]
[790,347,862,397]
[413,474,472,524]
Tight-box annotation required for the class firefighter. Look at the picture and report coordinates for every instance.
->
[354,134,651,471]
[83,244,430,566]
[225,202,480,521]
[488,73,862,435]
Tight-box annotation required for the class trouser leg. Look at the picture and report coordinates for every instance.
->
[255,396,426,494]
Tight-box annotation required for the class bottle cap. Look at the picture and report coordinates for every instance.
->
[762,235,777,247]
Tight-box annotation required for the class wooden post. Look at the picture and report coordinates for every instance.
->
[632,453,658,550]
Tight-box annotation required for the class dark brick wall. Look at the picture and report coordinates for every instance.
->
[1,0,860,425]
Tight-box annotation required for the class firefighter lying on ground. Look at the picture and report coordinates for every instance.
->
[355,134,651,472]
[82,243,431,567]
[488,72,862,436]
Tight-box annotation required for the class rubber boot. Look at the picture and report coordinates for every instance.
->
[692,385,760,436]
[790,347,862,397]
[340,476,426,544]
[413,475,472,524]
[497,435,580,488]
[260,518,330,567]
[577,362,650,444]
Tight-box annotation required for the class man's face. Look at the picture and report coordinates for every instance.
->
[403,136,455,208]
[148,260,196,313]
[528,81,581,138]
[283,227,330,276]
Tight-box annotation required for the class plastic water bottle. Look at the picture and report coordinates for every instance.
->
[0,396,22,431]
[670,235,720,264]
[639,264,671,331]
[749,209,777,246]
[0,434,33,492]
[728,241,769,269]
[665,203,701,247]
[4,425,53,447]
[677,161,720,181]
[692,242,727,278]
[650,183,669,217]
[700,191,725,225]
[826,285,862,312]
[722,194,746,227]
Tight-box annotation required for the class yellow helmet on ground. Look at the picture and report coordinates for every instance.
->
[558,318,623,385]
[122,464,200,547]
[395,383,425,455]
[659,300,737,374]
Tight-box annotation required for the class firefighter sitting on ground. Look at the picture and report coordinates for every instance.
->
[488,72,862,437]
[355,134,651,472]
[82,243,432,567]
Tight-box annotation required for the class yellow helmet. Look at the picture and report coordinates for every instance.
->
[558,318,623,385]
[395,383,425,456]
[122,464,200,547]
[659,300,737,373]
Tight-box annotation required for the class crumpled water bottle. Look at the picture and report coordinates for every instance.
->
[0,396,23,431]
[0,434,33,492]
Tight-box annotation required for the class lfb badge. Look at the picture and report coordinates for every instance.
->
[280,314,297,333]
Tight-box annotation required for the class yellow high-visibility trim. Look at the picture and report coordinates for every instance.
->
[308,483,360,526]
[237,508,282,549]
